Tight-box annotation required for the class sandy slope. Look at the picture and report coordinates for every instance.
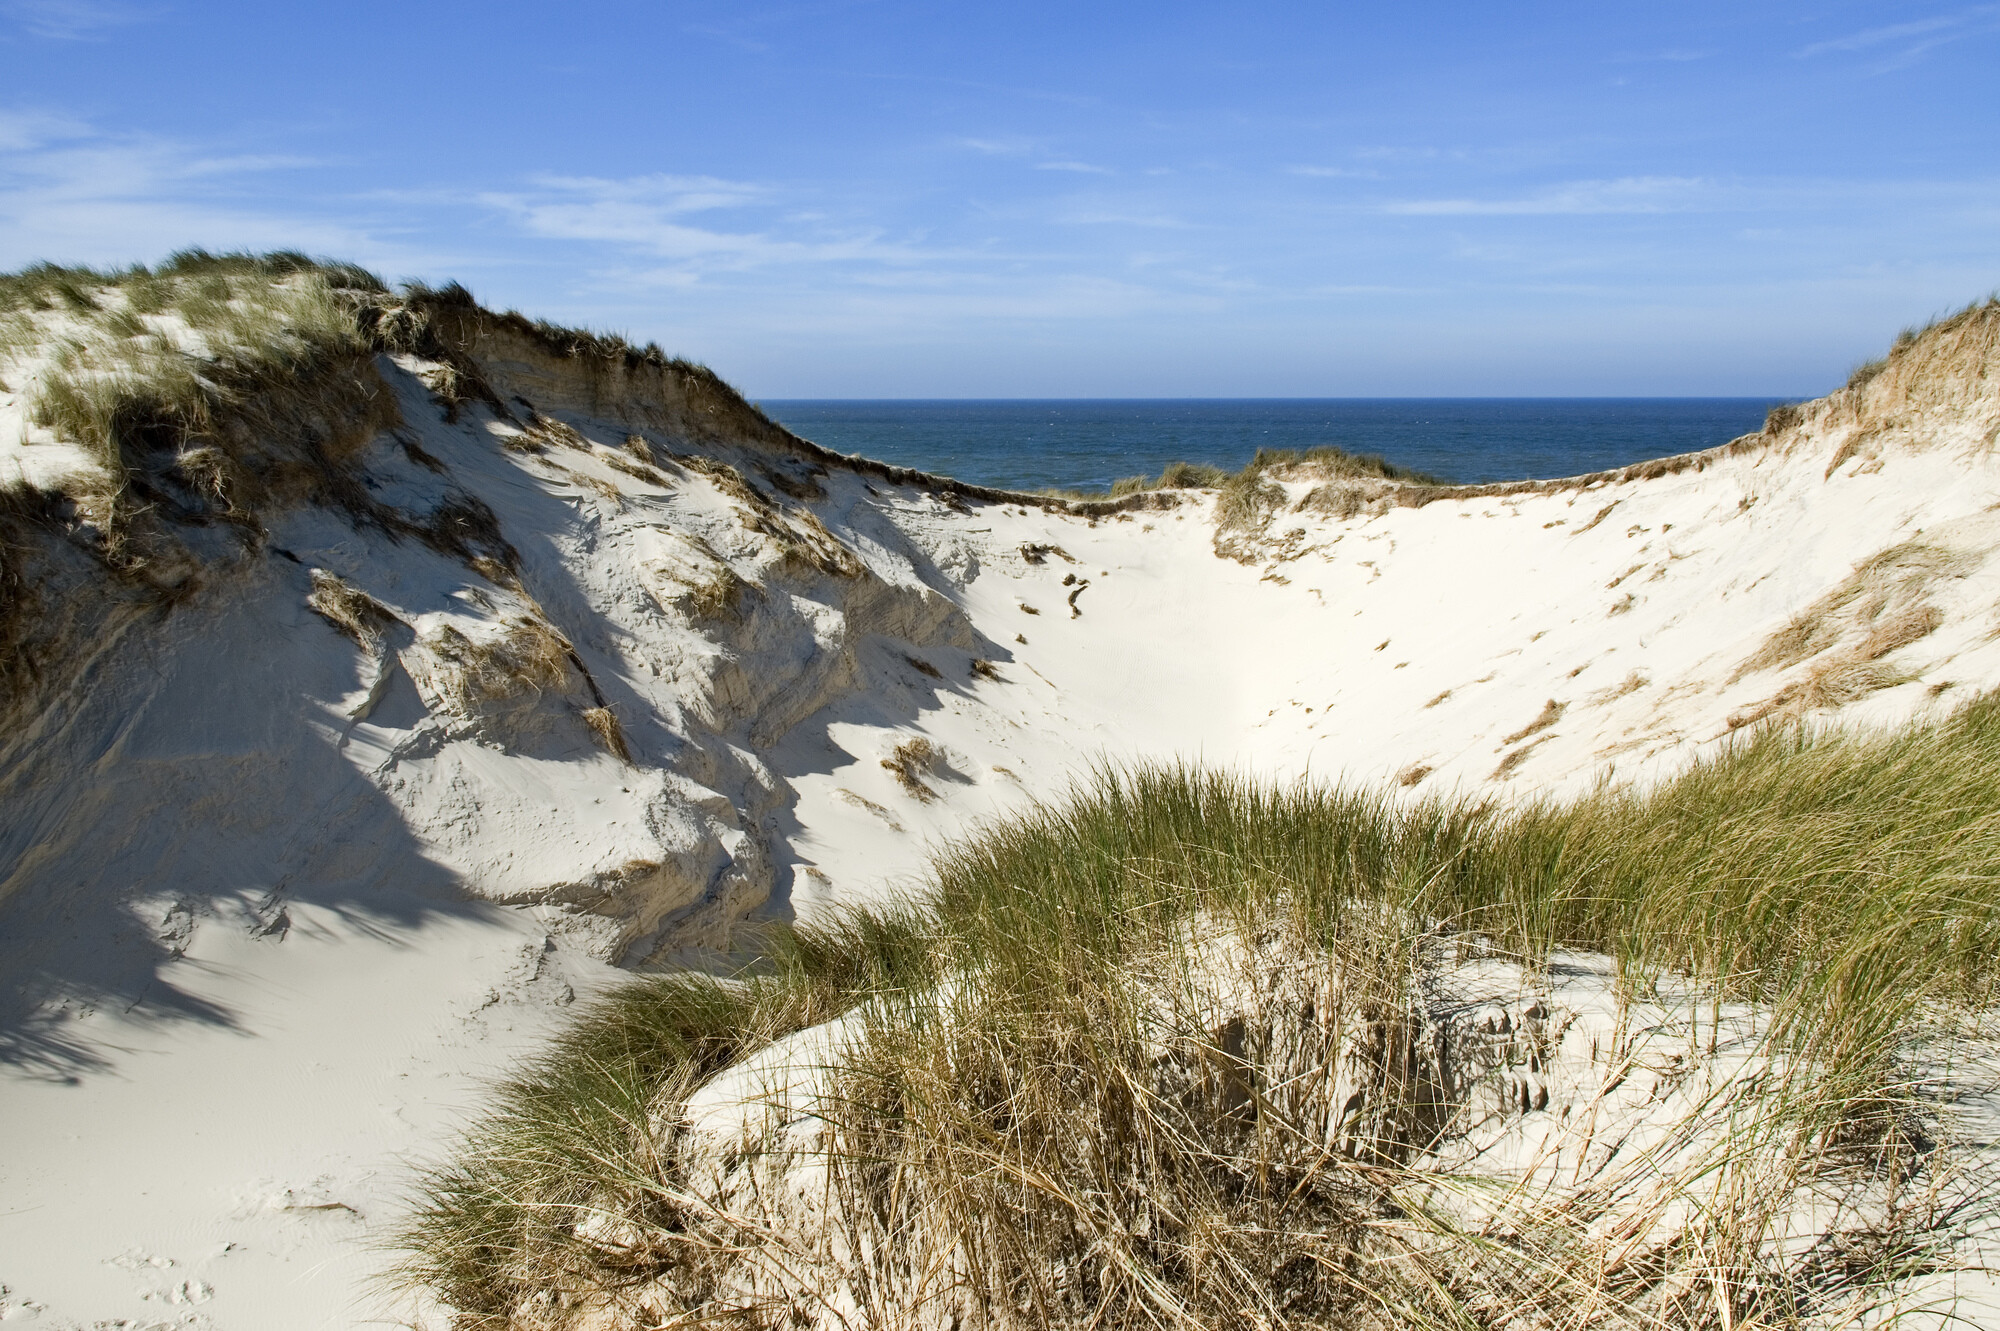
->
[2,304,1999,1327]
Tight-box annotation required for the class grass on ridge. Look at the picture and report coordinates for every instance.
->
[0,251,404,537]
[397,694,2000,1328]
[1032,445,1442,504]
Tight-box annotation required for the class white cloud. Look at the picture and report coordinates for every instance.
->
[520,173,768,215]
[1034,160,1113,175]
[954,136,1033,156]
[1287,165,1376,179]
[1,0,153,40]
[1795,6,1999,61]
[0,108,87,151]
[1382,176,1710,216]
[1060,211,1193,229]
[0,113,415,271]
[476,173,939,278]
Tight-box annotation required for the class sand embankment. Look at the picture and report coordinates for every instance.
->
[0,291,1997,1326]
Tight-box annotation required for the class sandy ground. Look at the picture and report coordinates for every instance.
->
[0,901,597,1326]
[4,319,2000,1327]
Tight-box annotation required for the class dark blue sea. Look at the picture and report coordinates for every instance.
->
[762,399,1786,492]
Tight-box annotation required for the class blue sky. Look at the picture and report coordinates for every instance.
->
[0,1,1994,396]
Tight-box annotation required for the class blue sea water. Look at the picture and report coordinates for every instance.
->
[761,399,1788,493]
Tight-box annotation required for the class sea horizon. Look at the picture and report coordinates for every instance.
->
[761,396,1791,491]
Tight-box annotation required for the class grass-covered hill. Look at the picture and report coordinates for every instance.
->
[401,683,2000,1331]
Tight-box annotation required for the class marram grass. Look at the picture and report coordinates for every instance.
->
[398,698,2000,1328]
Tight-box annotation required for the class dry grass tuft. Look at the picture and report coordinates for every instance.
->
[601,450,673,489]
[409,494,520,577]
[772,508,864,579]
[305,569,399,649]
[19,265,397,510]
[431,618,574,710]
[1733,541,1971,721]
[1501,697,1566,745]
[1589,669,1650,705]
[1490,734,1554,779]
[1764,402,1805,435]
[1209,448,1446,561]
[581,706,633,764]
[1018,541,1076,565]
[1109,459,1229,496]
[1300,481,1369,519]
[1730,657,1915,730]
[679,567,747,623]
[881,736,941,802]
[1858,601,1945,660]
[526,411,589,451]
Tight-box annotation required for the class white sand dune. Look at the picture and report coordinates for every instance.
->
[2,299,1998,1326]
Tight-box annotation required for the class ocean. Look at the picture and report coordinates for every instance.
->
[760,399,1788,493]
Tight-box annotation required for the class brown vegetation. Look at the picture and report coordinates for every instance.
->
[881,736,941,802]
[1501,698,1566,746]
[581,707,633,764]
[305,569,400,649]
[430,618,574,709]
[679,567,748,622]
[1735,540,1970,687]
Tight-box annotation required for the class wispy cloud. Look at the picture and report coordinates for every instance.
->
[0,108,87,151]
[477,173,936,278]
[1382,176,1709,216]
[953,139,1113,174]
[1,0,154,40]
[682,22,771,55]
[955,136,1033,156]
[518,173,768,216]
[1059,210,1192,229]
[1794,5,1999,66]
[1287,165,1376,179]
[0,111,412,270]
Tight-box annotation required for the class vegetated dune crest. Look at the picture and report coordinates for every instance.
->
[0,257,1994,1326]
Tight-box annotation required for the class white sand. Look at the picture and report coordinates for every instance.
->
[4,317,1999,1326]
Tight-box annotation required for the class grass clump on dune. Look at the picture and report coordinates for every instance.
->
[1057,445,1440,505]
[3,250,402,536]
[398,695,2000,1329]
